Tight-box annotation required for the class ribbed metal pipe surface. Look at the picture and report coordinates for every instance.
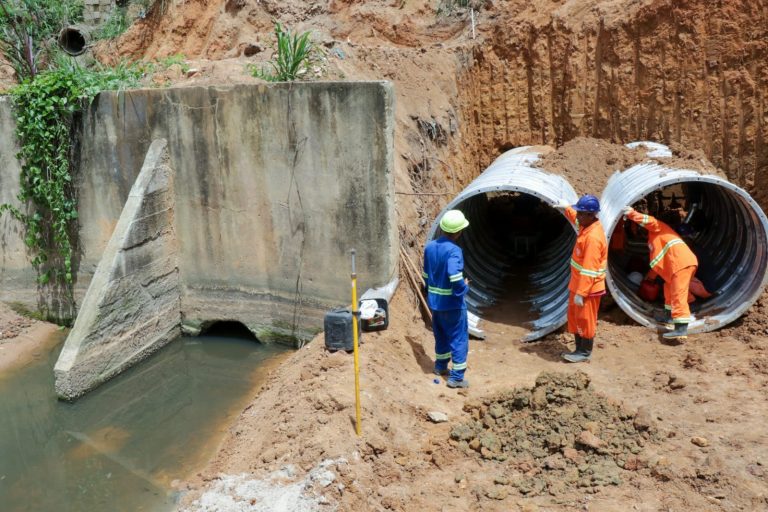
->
[601,143,768,333]
[427,147,578,341]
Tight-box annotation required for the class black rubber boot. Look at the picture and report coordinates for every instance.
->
[654,308,672,323]
[663,323,688,340]
[561,335,583,361]
[563,337,592,363]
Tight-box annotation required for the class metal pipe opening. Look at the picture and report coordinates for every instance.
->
[58,26,89,56]
[427,147,578,341]
[601,143,768,333]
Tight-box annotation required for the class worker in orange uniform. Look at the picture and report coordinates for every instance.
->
[623,206,698,340]
[555,194,607,363]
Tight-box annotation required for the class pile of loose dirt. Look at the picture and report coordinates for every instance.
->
[0,302,60,373]
[534,138,726,199]
[449,371,660,496]
[534,138,647,196]
[658,142,725,177]
[0,303,33,341]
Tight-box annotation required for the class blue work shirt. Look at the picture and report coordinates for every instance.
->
[422,236,469,311]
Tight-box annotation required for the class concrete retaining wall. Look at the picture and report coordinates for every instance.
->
[55,139,181,400]
[0,82,397,347]
[0,97,35,298]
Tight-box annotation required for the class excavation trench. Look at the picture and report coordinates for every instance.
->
[427,147,578,341]
[430,144,768,339]
[601,154,768,333]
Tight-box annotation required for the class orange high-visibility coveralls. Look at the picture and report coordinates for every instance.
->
[627,210,698,323]
[609,218,626,252]
[565,207,608,339]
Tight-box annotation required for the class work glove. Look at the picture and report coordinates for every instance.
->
[621,206,634,216]
[553,199,570,209]
[574,294,585,307]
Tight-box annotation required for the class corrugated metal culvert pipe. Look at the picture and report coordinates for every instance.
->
[58,25,90,56]
[601,143,768,333]
[427,147,578,341]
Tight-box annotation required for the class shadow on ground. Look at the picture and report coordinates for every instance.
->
[518,337,572,363]
[405,335,434,375]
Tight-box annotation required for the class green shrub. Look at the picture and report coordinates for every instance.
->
[436,0,484,16]
[0,0,83,79]
[249,23,315,82]
[158,53,190,73]
[95,6,129,40]
[0,61,144,316]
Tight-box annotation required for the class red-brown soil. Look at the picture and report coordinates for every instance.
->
[4,0,768,510]
[105,1,768,510]
[176,293,768,511]
[0,303,60,374]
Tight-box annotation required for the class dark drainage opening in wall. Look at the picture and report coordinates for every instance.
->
[199,321,261,342]
[451,191,575,340]
[606,180,768,332]
[58,27,88,56]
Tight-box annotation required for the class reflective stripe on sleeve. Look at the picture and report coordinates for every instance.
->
[428,286,453,296]
[649,238,685,268]
[641,214,649,226]
[449,272,464,282]
[570,258,606,278]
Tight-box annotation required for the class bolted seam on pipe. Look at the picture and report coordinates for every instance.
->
[601,142,768,334]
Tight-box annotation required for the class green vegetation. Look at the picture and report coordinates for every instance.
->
[1,60,143,321]
[249,23,315,82]
[95,6,129,40]
[0,2,204,322]
[6,63,143,275]
[157,53,190,74]
[7,301,50,322]
[436,0,485,16]
[0,0,84,79]
[0,0,150,322]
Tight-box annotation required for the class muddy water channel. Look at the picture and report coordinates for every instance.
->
[0,327,289,511]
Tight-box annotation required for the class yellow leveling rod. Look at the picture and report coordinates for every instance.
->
[350,249,362,436]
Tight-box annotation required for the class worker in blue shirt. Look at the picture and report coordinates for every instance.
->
[422,210,471,389]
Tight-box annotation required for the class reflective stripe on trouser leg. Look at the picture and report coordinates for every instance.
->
[431,308,468,382]
[670,265,696,323]
[567,292,600,339]
[432,309,452,372]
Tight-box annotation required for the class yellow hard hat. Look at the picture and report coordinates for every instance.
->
[440,209,469,233]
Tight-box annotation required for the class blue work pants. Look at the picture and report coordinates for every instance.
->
[432,308,468,381]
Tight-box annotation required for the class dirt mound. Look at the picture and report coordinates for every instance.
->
[0,302,61,373]
[0,305,33,341]
[450,371,660,496]
[534,138,647,196]
[657,142,725,177]
[534,137,727,198]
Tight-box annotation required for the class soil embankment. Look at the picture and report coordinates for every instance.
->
[3,0,768,509]
[458,0,768,207]
[0,303,61,375]
[100,1,768,510]
[178,292,768,511]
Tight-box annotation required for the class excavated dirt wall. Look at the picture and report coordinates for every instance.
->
[457,0,768,206]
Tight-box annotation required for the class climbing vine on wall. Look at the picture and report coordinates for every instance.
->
[0,63,142,318]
